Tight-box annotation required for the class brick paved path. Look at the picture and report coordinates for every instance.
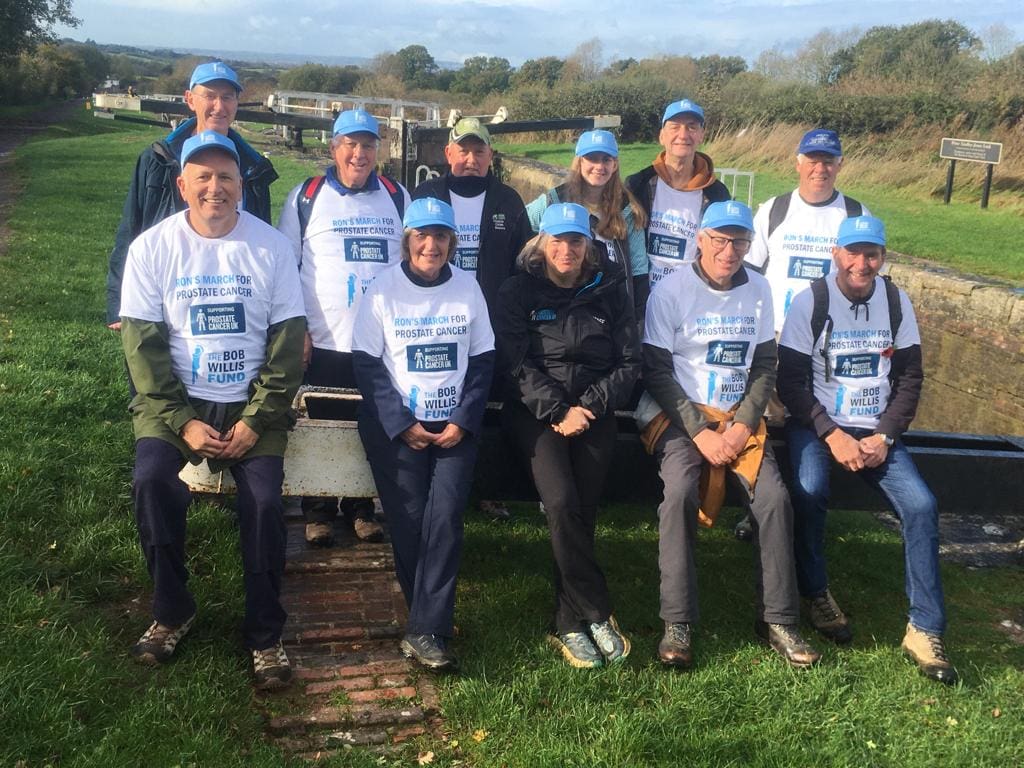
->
[259,515,441,760]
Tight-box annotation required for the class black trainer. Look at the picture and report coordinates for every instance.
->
[400,633,458,672]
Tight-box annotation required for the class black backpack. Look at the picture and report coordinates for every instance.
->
[810,275,903,382]
[767,192,863,238]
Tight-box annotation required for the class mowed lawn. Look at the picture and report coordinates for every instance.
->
[498,141,1024,285]
[0,110,1022,767]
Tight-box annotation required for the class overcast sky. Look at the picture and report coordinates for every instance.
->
[56,0,1023,66]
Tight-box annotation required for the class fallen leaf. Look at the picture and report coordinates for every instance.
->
[472,729,488,743]
[946,717,958,726]
[417,751,435,765]
[866,741,878,750]
[992,708,1001,718]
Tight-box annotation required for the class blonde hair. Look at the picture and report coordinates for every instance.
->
[563,156,648,239]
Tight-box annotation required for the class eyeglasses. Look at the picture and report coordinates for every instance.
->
[706,235,752,254]
[192,91,238,104]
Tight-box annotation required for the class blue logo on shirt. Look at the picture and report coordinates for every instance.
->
[705,340,750,367]
[407,343,458,372]
[530,309,556,321]
[787,257,831,280]
[834,354,880,378]
[344,237,389,263]
[190,303,245,335]
[648,233,685,260]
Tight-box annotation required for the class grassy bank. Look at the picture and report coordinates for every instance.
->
[1,110,1022,766]
[498,133,1024,285]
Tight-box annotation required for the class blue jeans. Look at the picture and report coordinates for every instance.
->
[785,422,946,634]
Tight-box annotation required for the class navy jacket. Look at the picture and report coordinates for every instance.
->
[105,118,278,323]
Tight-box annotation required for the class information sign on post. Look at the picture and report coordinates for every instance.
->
[939,138,1003,209]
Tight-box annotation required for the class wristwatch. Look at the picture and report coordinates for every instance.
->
[877,433,895,447]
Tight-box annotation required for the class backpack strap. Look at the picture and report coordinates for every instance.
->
[809,277,835,383]
[767,193,792,238]
[297,175,326,245]
[377,174,406,220]
[882,274,903,342]
[843,194,863,218]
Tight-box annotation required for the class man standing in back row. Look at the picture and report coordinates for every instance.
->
[107,61,278,331]
[626,99,730,289]
[278,109,411,547]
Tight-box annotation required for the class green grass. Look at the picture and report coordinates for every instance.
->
[1,110,1022,767]
[496,142,1024,285]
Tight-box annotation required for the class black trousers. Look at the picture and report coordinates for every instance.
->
[358,414,479,638]
[302,346,373,523]
[132,438,287,650]
[505,402,617,634]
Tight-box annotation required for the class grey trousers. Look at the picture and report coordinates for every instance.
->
[653,424,799,626]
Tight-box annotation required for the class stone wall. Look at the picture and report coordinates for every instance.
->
[499,155,1024,437]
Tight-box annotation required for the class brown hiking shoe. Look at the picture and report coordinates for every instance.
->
[658,622,693,669]
[131,614,195,665]
[304,521,334,547]
[902,623,958,685]
[755,621,821,668]
[353,516,384,542]
[252,641,293,691]
[804,589,853,645]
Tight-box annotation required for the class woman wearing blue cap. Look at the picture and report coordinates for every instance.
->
[524,130,649,319]
[351,197,495,672]
[496,202,640,668]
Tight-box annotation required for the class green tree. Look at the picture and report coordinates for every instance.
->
[60,41,108,86]
[394,44,439,89]
[511,56,563,89]
[0,0,78,60]
[279,63,362,94]
[451,56,512,98]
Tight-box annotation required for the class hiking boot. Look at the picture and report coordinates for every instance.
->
[252,641,293,691]
[734,514,754,542]
[755,621,821,668]
[588,615,631,664]
[304,521,334,547]
[804,589,853,645]
[548,631,603,669]
[352,516,384,542]
[479,499,511,521]
[658,622,694,669]
[131,614,195,665]
[400,633,458,672]
[902,623,958,685]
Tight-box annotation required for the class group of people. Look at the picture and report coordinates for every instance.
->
[109,62,956,692]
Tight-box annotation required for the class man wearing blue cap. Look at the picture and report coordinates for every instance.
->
[106,61,278,331]
[733,129,868,542]
[638,201,819,670]
[278,109,411,546]
[120,131,305,690]
[412,117,530,521]
[777,215,957,684]
[626,99,730,288]
[746,129,869,334]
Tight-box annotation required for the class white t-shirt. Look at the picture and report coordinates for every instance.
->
[449,192,485,273]
[278,180,411,353]
[646,179,703,285]
[644,264,774,410]
[747,191,870,333]
[779,272,920,431]
[352,263,494,422]
[120,211,305,402]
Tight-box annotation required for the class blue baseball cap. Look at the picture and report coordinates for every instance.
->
[575,129,618,158]
[540,203,592,238]
[837,215,886,248]
[189,61,242,92]
[798,128,842,157]
[700,201,754,232]
[404,197,456,231]
[333,109,380,138]
[662,99,705,125]
[180,130,239,167]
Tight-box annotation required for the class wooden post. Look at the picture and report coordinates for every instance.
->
[981,163,994,209]
[944,160,956,205]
